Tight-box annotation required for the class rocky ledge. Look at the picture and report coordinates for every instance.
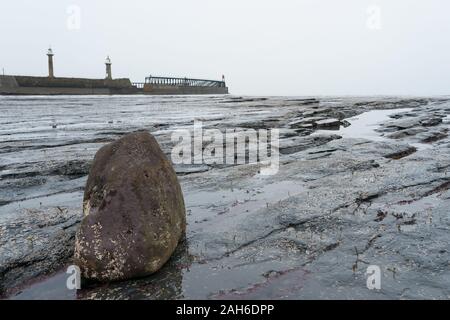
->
[1,96,449,299]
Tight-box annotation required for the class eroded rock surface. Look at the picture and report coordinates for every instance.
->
[1,95,450,299]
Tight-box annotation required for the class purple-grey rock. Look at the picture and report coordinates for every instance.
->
[74,131,186,282]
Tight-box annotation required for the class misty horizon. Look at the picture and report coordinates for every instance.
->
[1,0,450,96]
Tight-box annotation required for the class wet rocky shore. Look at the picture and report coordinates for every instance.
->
[1,95,449,299]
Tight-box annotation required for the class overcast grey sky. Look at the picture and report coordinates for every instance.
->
[1,0,450,96]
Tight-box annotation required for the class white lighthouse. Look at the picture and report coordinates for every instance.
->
[105,56,112,80]
[47,47,54,78]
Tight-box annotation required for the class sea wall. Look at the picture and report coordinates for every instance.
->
[0,75,228,95]
[143,84,228,95]
[0,76,18,88]
[14,76,133,89]
[0,75,140,95]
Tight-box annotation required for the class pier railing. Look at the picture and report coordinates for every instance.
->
[132,82,145,89]
[145,76,226,88]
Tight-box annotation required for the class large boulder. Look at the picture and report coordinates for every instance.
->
[74,131,186,282]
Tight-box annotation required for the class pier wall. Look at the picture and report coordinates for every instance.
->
[0,76,139,95]
[14,76,134,89]
[143,84,228,95]
[0,76,228,95]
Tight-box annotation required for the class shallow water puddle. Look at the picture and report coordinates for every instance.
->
[314,108,413,142]
[0,191,83,218]
[11,271,75,300]
[444,115,450,124]
[184,180,305,230]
